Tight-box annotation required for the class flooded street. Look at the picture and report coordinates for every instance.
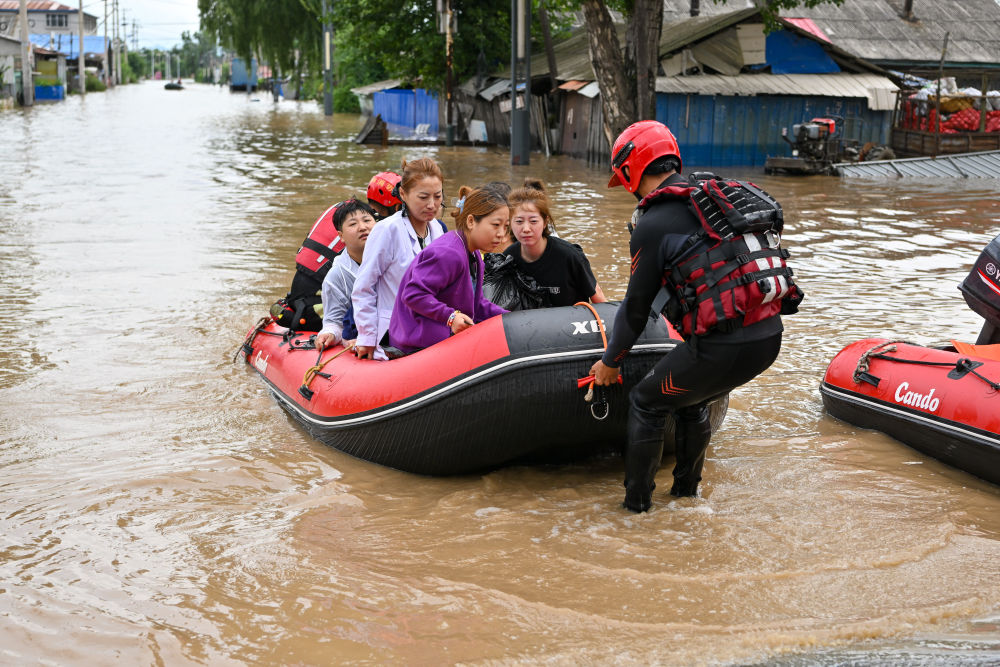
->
[2,81,1000,664]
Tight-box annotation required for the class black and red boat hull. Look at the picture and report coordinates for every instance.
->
[241,303,728,475]
[821,338,1000,485]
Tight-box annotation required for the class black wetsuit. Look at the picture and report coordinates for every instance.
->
[603,172,784,509]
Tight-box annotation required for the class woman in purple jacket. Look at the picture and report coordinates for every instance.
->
[389,185,511,354]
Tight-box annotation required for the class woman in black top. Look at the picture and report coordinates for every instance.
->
[503,180,606,307]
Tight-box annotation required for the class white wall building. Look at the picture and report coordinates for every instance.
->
[0,1,98,38]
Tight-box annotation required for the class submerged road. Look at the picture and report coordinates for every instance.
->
[1,81,999,664]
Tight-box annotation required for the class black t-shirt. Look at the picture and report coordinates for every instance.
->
[504,236,598,307]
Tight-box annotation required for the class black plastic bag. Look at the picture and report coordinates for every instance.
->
[483,253,557,311]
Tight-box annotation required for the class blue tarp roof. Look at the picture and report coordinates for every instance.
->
[765,30,840,75]
[29,34,107,58]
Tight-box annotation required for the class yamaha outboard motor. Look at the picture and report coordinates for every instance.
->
[959,232,1000,344]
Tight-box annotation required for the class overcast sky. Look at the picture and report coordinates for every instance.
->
[83,0,201,50]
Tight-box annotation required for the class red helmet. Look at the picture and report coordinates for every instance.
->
[607,120,682,192]
[367,171,402,208]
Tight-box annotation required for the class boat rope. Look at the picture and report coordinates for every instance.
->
[574,302,620,420]
[853,340,1000,392]
[234,316,275,363]
[299,341,356,400]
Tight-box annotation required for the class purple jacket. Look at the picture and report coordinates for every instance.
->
[389,231,507,353]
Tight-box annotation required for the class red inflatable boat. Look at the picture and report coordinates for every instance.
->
[821,339,1000,485]
[821,233,1000,485]
[239,302,728,475]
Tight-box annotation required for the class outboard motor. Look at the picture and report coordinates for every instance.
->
[959,232,1000,344]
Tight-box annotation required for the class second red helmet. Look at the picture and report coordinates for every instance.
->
[367,171,402,208]
[607,120,682,192]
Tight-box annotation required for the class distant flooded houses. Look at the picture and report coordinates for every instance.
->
[781,0,1000,157]
[458,4,900,168]
[0,0,112,104]
[350,0,1000,168]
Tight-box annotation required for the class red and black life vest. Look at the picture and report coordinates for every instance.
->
[294,202,346,282]
[638,175,803,336]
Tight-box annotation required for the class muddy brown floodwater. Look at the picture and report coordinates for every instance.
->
[1,81,999,665]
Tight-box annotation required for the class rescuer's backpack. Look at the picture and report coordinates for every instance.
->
[639,172,803,336]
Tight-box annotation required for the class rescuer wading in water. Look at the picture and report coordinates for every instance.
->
[589,120,803,512]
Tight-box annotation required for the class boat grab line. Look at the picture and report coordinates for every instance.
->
[272,343,678,428]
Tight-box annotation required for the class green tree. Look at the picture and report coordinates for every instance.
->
[177,31,218,81]
[199,0,321,77]
[127,50,149,80]
[330,0,517,90]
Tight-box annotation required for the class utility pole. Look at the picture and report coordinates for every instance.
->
[120,11,127,80]
[438,0,455,145]
[78,0,86,95]
[322,0,332,115]
[510,0,531,165]
[114,0,121,84]
[18,0,32,105]
[103,0,108,85]
[112,0,118,84]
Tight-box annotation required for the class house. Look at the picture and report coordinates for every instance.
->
[29,33,107,89]
[0,0,98,38]
[464,6,898,168]
[0,33,19,101]
[778,0,1000,156]
[31,42,65,101]
[652,9,898,167]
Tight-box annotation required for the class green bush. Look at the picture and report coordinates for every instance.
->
[85,73,107,92]
[333,84,360,113]
[34,76,61,87]
[299,74,323,102]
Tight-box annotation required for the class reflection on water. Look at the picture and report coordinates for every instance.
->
[0,81,999,664]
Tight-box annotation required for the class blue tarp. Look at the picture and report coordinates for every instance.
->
[373,88,439,134]
[765,30,840,75]
[29,34,108,58]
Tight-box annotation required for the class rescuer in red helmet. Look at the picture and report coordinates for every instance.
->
[589,120,798,512]
[367,171,403,220]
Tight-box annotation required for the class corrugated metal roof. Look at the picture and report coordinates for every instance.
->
[655,73,898,110]
[783,18,830,43]
[29,33,106,58]
[834,150,1000,178]
[558,80,588,91]
[350,79,403,95]
[478,79,524,101]
[661,0,755,20]
[0,1,73,11]
[785,0,1000,67]
[659,8,761,55]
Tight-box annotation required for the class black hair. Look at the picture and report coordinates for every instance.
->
[481,181,512,198]
[333,197,376,231]
[643,155,681,178]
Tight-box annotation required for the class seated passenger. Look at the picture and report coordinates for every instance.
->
[367,171,403,220]
[388,185,510,354]
[315,199,376,351]
[504,179,606,307]
[270,200,347,331]
[352,158,447,360]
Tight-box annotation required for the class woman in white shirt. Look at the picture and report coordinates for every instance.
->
[352,158,446,360]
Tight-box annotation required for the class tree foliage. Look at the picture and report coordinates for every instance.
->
[198,0,321,75]
[330,0,517,90]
